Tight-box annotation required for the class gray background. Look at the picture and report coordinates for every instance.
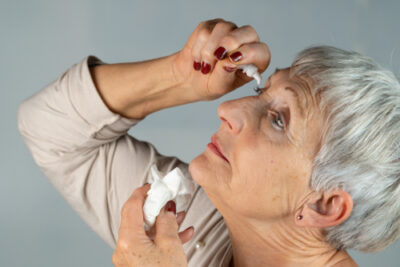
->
[2,0,400,266]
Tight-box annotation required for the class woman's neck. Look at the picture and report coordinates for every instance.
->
[224,214,357,267]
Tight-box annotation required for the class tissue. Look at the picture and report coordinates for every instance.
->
[143,164,196,231]
[237,64,262,86]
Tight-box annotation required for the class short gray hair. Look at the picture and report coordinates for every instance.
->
[291,45,400,252]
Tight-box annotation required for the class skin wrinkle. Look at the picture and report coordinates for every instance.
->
[262,91,298,147]
[262,69,319,175]
[274,68,316,151]
[267,69,319,160]
[291,70,331,161]
[189,67,356,266]
[291,72,324,160]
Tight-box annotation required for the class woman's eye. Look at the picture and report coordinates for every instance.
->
[271,112,284,130]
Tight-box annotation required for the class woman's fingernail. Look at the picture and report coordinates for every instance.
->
[201,62,211,74]
[229,51,243,62]
[214,46,227,60]
[166,200,176,215]
[223,66,237,73]
[193,61,201,71]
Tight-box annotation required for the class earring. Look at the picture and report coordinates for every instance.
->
[297,215,303,220]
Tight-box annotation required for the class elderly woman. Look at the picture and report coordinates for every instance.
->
[18,19,400,266]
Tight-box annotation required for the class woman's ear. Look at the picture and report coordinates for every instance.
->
[295,190,353,228]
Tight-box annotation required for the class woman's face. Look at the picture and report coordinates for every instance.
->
[189,68,324,222]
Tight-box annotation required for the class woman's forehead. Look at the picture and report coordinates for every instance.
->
[267,68,307,116]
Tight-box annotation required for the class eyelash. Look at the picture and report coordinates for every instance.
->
[254,87,264,95]
[270,111,285,131]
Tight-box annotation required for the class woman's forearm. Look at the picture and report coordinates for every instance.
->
[89,53,195,119]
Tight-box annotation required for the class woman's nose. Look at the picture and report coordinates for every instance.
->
[217,100,245,135]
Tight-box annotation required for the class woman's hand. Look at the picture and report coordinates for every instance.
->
[112,184,194,267]
[172,18,271,101]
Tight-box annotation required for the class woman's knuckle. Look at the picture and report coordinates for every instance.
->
[242,25,259,39]
[197,28,210,42]
[121,199,137,217]
[200,47,213,59]
[260,42,271,58]
[246,47,256,58]
[196,21,208,31]
[214,21,224,29]
[241,24,254,31]
[121,202,130,217]
[160,235,179,247]
[117,239,132,251]
[197,21,206,28]
[191,49,200,59]
[209,18,224,25]
[221,35,239,48]
[201,18,223,31]
[262,42,271,53]
[243,24,255,33]
[224,21,237,30]
[214,21,235,31]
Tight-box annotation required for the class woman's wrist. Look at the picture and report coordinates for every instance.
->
[90,53,199,120]
[136,52,201,117]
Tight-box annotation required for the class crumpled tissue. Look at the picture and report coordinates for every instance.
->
[143,164,196,231]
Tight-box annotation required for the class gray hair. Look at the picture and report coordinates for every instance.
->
[290,46,400,252]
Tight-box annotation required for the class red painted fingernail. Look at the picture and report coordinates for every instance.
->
[201,62,211,74]
[229,51,242,62]
[214,46,227,60]
[166,200,176,215]
[193,61,201,71]
[223,66,237,73]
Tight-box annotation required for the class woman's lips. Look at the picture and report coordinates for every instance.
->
[207,135,229,163]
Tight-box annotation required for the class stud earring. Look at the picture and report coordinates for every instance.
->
[297,215,303,220]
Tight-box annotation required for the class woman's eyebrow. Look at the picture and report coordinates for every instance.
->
[268,68,305,117]
[265,68,282,87]
[284,86,305,117]
[274,68,282,75]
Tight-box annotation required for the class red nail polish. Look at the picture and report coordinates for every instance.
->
[193,61,201,71]
[166,200,176,215]
[229,51,242,62]
[223,66,237,73]
[201,62,211,74]
[214,46,227,60]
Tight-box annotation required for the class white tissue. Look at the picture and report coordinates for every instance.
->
[143,164,196,231]
[237,64,262,86]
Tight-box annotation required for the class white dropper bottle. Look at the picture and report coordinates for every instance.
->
[237,64,262,88]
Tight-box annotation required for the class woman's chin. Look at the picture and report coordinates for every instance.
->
[189,151,231,190]
[189,153,209,187]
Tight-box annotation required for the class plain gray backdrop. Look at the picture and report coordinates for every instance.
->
[2,0,400,266]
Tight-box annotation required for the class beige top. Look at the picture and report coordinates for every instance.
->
[18,56,233,267]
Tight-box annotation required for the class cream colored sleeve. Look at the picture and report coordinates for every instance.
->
[17,55,197,249]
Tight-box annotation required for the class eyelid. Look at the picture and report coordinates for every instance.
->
[279,107,290,130]
[259,88,291,132]
[269,110,285,131]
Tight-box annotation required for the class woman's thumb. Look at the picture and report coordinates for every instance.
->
[154,201,180,246]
